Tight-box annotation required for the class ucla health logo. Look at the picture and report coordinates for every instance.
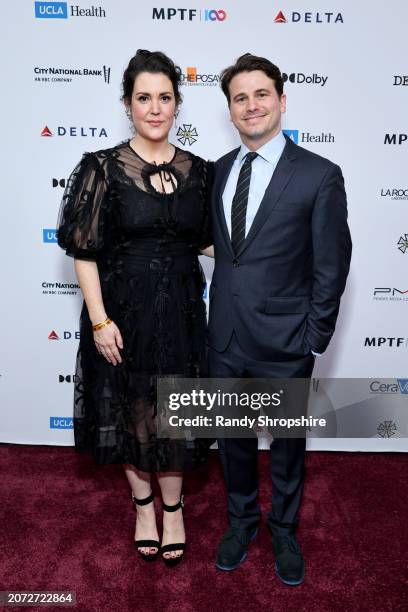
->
[283,129,334,144]
[50,416,73,429]
[283,129,299,144]
[43,228,57,243]
[34,2,106,18]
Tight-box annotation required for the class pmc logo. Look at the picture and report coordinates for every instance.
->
[152,8,226,21]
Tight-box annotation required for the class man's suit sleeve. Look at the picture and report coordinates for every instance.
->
[305,163,352,354]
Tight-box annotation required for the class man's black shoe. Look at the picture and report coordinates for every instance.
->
[215,526,258,571]
[272,534,305,586]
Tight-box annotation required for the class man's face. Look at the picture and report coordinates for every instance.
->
[228,70,286,149]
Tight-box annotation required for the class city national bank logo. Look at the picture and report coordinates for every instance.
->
[180,67,220,87]
[274,10,343,24]
[43,228,57,243]
[397,234,408,253]
[283,129,334,144]
[282,72,328,87]
[373,287,408,302]
[177,124,198,146]
[370,379,408,394]
[381,187,408,201]
[364,337,408,348]
[50,416,73,429]
[152,8,226,21]
[42,281,80,296]
[48,329,80,340]
[34,65,110,84]
[34,2,106,18]
[40,125,108,137]
[377,420,397,438]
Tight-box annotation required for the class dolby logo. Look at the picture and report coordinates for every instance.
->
[364,337,408,348]
[282,72,328,87]
[381,188,408,200]
[59,375,79,383]
[52,179,66,188]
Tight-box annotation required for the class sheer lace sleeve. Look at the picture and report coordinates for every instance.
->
[57,153,108,261]
[198,159,214,250]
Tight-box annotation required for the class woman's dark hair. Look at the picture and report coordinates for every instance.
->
[220,53,284,104]
[122,49,182,106]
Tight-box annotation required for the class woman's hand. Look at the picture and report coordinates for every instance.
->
[93,321,124,365]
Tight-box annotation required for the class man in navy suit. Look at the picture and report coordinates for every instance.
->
[208,54,351,584]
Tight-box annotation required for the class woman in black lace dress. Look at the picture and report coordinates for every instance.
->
[57,50,213,566]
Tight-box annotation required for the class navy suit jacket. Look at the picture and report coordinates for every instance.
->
[208,135,352,362]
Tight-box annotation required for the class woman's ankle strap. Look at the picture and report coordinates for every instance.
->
[131,491,154,506]
[162,495,184,512]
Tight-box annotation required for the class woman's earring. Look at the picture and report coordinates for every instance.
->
[174,108,179,128]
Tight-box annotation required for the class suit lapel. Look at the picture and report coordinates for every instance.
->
[214,148,239,256]
[236,136,297,256]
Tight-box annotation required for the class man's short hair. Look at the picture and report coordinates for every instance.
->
[220,53,284,104]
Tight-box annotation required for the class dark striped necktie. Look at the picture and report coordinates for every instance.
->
[231,151,258,253]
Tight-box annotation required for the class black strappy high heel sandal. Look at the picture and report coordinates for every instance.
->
[131,491,160,561]
[161,495,186,568]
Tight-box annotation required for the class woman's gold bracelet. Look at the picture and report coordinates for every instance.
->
[92,317,112,331]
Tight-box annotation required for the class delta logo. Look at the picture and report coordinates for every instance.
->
[34,2,106,19]
[48,330,80,340]
[180,67,220,87]
[274,10,344,24]
[40,125,108,137]
[283,129,335,144]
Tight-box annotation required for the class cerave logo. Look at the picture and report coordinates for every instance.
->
[180,67,220,86]
[369,379,408,394]
[48,329,80,340]
[373,287,408,302]
[50,416,73,429]
[282,72,328,87]
[381,188,408,200]
[34,2,106,18]
[384,133,408,145]
[283,129,334,144]
[364,337,408,348]
[34,65,111,84]
[274,10,343,24]
[152,8,226,21]
[40,125,108,137]
[43,228,57,243]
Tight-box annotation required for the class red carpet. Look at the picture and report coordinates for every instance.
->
[1,445,407,612]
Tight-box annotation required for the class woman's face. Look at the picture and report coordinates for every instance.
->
[128,71,177,143]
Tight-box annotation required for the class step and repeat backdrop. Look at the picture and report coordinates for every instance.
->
[1,1,407,451]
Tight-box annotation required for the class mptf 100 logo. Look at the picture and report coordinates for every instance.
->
[152,7,227,21]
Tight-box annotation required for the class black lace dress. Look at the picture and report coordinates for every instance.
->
[57,141,213,471]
